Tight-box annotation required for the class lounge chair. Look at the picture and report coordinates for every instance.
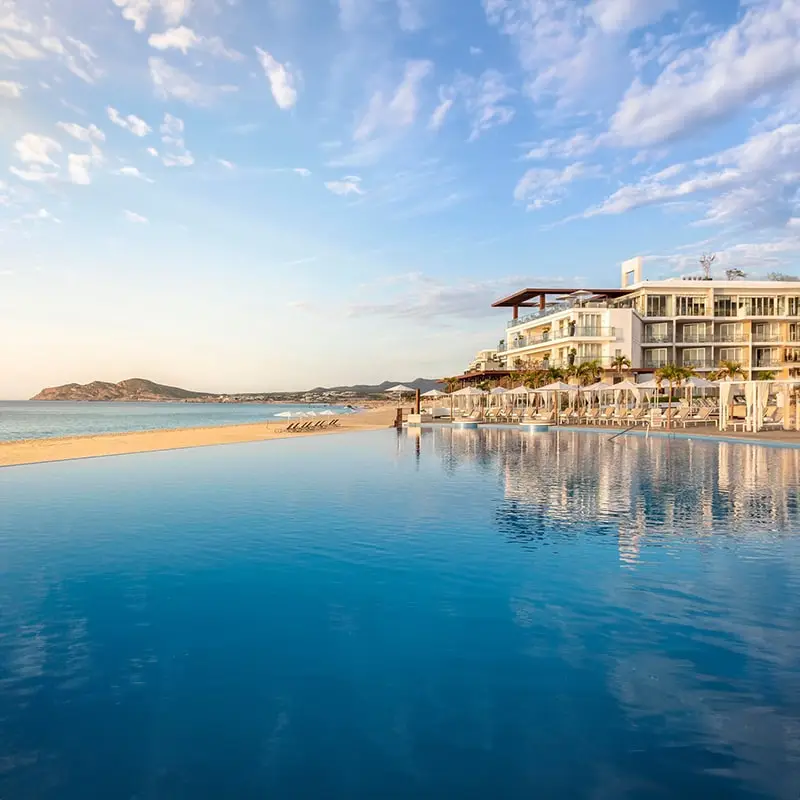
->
[581,407,600,425]
[559,409,579,424]
[683,407,713,426]
[597,407,616,425]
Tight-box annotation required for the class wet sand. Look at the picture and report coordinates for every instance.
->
[0,407,399,468]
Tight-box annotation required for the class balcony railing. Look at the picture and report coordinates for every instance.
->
[751,332,783,342]
[754,359,782,368]
[643,333,672,343]
[675,333,714,344]
[643,358,669,369]
[682,359,712,369]
[507,305,569,329]
[505,327,616,350]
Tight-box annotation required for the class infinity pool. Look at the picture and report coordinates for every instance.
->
[1,428,799,799]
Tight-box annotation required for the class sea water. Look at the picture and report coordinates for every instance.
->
[0,401,354,441]
[1,427,799,798]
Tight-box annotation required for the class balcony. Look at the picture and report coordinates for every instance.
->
[643,356,669,369]
[643,332,672,344]
[681,358,712,369]
[506,302,610,329]
[754,359,782,368]
[505,327,616,351]
[676,333,714,344]
[751,332,783,343]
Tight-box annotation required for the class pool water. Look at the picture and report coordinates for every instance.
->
[1,428,799,799]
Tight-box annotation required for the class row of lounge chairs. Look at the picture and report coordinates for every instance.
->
[284,419,341,433]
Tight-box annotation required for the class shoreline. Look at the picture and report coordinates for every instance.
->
[0,407,399,468]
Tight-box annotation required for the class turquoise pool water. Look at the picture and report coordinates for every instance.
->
[0,401,354,441]
[1,428,799,798]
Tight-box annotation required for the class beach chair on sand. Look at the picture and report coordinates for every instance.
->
[683,406,713,426]
[597,407,616,425]
[581,407,600,425]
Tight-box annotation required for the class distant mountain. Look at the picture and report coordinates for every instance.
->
[308,378,445,395]
[31,378,216,402]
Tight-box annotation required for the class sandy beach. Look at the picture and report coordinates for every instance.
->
[0,407,399,468]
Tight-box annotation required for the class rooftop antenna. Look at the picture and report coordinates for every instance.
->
[699,252,716,280]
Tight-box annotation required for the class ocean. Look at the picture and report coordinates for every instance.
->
[0,401,355,442]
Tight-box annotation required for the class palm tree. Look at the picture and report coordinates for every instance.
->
[443,376,461,393]
[576,359,603,386]
[654,363,695,430]
[756,370,777,381]
[611,354,631,377]
[544,366,565,383]
[710,360,745,381]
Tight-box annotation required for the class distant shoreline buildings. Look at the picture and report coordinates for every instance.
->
[459,257,800,385]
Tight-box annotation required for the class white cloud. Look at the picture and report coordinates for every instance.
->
[39,35,101,83]
[149,25,197,52]
[119,166,154,182]
[469,46,483,56]
[293,167,311,177]
[428,87,454,131]
[0,33,43,59]
[458,69,515,141]
[147,146,159,156]
[40,35,64,54]
[124,209,148,223]
[14,133,62,165]
[0,10,34,34]
[255,47,297,110]
[21,208,61,223]
[149,57,236,106]
[588,0,678,34]
[579,122,800,230]
[160,112,194,166]
[217,158,235,169]
[514,162,601,210]
[67,153,92,185]
[0,79,23,97]
[107,106,152,137]
[523,131,600,160]
[148,26,242,59]
[610,0,800,147]
[9,165,59,182]
[355,59,433,141]
[56,122,105,143]
[397,0,423,31]
[325,176,365,196]
[112,0,191,32]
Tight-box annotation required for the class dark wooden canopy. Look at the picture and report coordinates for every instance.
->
[492,288,630,308]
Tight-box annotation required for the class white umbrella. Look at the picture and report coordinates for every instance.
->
[506,386,532,395]
[319,410,336,415]
[490,387,507,395]
[611,379,641,392]
[453,387,487,396]
[581,380,612,392]
[533,381,575,393]
[422,389,448,398]
[387,384,414,393]
[274,411,295,418]
[636,379,660,390]
[684,377,715,389]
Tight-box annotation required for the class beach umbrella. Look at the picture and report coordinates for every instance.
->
[319,410,336,415]
[422,389,448,398]
[581,380,612,392]
[490,387,507,394]
[274,411,295,418]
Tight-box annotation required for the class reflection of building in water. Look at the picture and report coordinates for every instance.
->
[422,427,800,562]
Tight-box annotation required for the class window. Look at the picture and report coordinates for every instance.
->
[680,323,710,343]
[741,296,779,316]
[675,296,707,316]
[682,348,707,367]
[718,348,743,363]
[646,295,669,316]
[580,314,602,335]
[753,323,780,341]
[644,322,670,342]
[788,297,800,316]
[644,348,668,368]
[718,323,743,341]
[580,344,602,359]
[714,295,737,317]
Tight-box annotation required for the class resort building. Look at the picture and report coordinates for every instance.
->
[463,257,800,383]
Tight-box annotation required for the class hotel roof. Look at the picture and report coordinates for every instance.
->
[491,287,631,308]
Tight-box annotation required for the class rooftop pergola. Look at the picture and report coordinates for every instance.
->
[492,287,631,319]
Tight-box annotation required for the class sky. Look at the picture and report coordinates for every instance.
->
[2,0,800,398]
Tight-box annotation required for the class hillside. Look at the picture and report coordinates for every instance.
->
[308,378,445,394]
[31,378,216,402]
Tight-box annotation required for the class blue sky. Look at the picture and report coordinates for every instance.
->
[2,0,800,397]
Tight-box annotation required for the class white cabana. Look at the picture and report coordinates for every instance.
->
[452,386,486,415]
[716,379,800,431]
[533,381,576,421]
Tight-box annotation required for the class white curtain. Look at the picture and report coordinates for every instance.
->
[718,381,731,430]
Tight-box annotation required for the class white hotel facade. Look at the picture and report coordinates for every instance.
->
[468,258,800,382]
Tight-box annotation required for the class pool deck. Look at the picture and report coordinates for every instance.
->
[0,408,398,468]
